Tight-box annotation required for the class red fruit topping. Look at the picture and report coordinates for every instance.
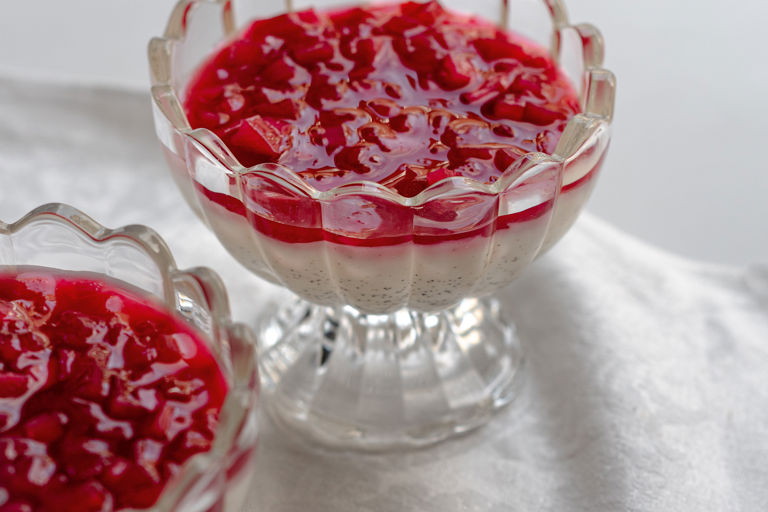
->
[523,102,567,126]
[184,0,580,198]
[489,98,525,121]
[260,56,295,84]
[22,413,66,443]
[435,56,473,91]
[291,40,335,67]
[0,269,227,511]
[0,374,26,398]
[230,115,292,161]
[50,482,112,512]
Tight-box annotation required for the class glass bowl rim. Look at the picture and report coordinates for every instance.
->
[148,0,616,206]
[0,202,259,512]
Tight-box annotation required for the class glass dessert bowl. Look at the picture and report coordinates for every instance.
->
[149,0,615,449]
[0,204,259,511]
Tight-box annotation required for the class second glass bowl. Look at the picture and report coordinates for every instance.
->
[0,204,259,511]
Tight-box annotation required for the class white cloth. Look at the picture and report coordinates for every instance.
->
[1,77,767,512]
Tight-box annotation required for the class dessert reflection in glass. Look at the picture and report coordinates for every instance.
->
[149,0,615,449]
[0,204,259,511]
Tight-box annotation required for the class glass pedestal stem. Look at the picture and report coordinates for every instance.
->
[257,296,525,450]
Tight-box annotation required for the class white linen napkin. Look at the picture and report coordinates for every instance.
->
[1,77,767,512]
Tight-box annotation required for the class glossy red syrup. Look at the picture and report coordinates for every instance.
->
[181,1,594,246]
[0,269,228,512]
[185,0,580,197]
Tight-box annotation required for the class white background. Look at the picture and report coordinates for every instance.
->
[1,0,766,265]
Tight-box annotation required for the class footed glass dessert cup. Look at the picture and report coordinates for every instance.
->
[149,0,615,449]
[0,204,259,511]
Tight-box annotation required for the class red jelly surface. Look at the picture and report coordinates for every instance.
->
[0,269,228,512]
[184,0,581,198]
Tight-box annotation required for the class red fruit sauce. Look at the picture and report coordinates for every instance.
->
[0,269,228,512]
[184,0,581,198]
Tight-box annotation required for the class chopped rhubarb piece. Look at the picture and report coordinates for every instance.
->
[393,33,443,73]
[342,37,377,67]
[426,167,456,185]
[330,6,371,29]
[291,40,334,67]
[260,56,295,84]
[22,413,67,443]
[524,103,566,126]
[473,37,529,62]
[509,74,543,97]
[382,13,422,34]
[225,40,268,68]
[491,98,525,121]
[449,145,494,162]
[401,0,447,24]
[493,146,527,172]
[247,12,314,41]
[231,115,291,159]
[435,55,472,90]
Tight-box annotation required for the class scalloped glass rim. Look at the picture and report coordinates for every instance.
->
[0,203,259,512]
[148,0,616,205]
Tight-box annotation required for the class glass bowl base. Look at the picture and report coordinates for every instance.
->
[257,296,525,451]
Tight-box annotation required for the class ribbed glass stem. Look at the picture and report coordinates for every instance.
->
[258,296,525,450]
